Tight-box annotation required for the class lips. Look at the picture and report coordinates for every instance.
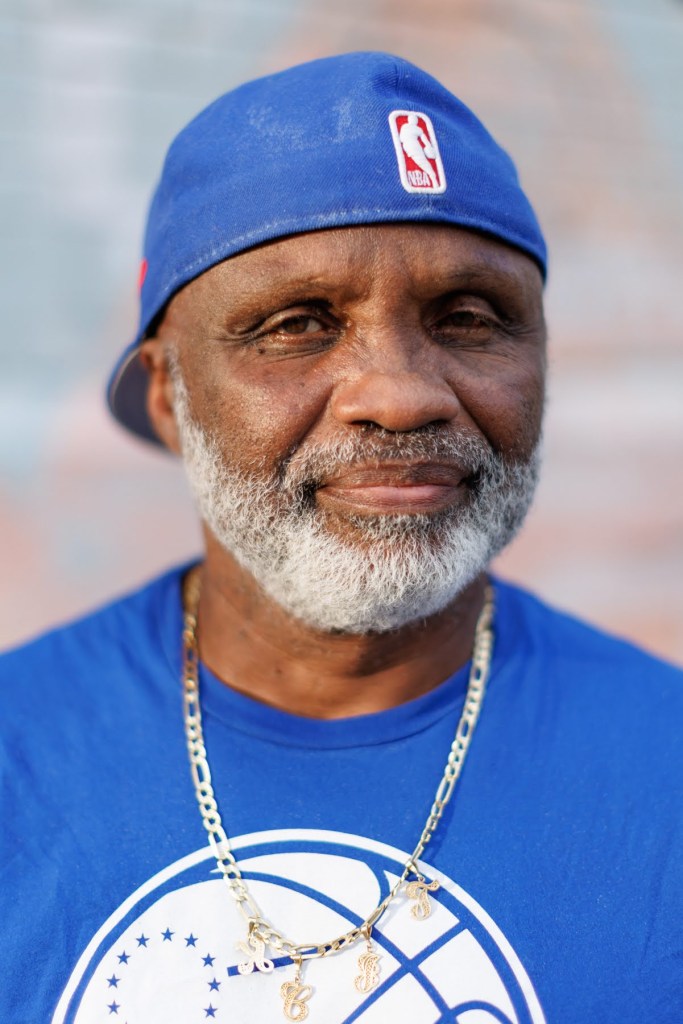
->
[316,461,468,515]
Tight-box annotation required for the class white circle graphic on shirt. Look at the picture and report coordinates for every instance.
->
[53,829,546,1024]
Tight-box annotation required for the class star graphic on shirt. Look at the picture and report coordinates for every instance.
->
[136,934,149,947]
[185,933,198,947]
[106,975,120,988]
[202,953,215,967]
[117,951,130,965]
[204,1006,217,1018]
[161,928,174,941]
[107,1001,120,1015]
[208,978,221,991]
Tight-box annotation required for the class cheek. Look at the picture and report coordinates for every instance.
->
[454,357,546,457]
[196,363,329,466]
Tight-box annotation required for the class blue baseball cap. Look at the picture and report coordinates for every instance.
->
[107,51,547,444]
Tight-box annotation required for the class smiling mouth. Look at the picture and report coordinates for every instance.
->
[315,462,471,515]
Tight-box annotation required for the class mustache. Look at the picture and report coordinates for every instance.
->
[277,428,496,494]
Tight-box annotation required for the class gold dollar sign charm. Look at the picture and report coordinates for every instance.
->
[281,959,313,1021]
[405,877,440,920]
[354,926,381,994]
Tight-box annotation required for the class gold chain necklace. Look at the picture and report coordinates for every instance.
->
[182,567,494,1020]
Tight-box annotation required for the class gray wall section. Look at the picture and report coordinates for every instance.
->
[1,0,682,659]
[1,0,313,445]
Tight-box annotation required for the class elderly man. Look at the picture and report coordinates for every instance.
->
[1,52,681,1024]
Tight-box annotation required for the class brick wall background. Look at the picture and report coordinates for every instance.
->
[1,0,682,661]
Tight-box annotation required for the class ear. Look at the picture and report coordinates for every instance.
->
[138,339,182,455]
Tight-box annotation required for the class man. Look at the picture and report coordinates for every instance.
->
[1,52,681,1024]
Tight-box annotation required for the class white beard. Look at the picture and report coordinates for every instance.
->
[172,367,540,634]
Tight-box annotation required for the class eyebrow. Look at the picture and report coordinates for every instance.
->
[233,261,533,295]
[212,242,542,319]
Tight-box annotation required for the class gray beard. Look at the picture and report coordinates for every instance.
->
[172,369,540,634]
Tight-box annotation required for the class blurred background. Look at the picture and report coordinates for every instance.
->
[1,0,682,661]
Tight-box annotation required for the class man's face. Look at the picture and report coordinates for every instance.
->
[150,223,546,633]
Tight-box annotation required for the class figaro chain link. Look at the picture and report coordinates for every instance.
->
[182,566,494,963]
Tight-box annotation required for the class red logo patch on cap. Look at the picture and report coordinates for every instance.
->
[388,111,446,195]
[138,258,148,292]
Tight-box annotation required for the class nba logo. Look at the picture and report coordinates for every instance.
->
[388,110,447,194]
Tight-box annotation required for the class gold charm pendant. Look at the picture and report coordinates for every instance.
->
[237,925,275,975]
[354,926,381,994]
[405,877,440,920]
[281,958,313,1021]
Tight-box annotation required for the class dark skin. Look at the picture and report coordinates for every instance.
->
[141,223,546,719]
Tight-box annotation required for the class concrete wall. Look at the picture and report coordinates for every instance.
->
[2,0,682,661]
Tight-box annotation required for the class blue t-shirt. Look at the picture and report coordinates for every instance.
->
[1,565,681,1024]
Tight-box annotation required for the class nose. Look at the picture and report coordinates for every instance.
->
[330,359,461,433]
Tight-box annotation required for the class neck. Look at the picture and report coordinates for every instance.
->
[190,536,489,719]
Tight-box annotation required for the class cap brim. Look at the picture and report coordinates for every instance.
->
[106,343,163,446]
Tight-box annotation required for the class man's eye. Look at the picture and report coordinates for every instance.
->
[275,315,325,335]
[442,310,493,329]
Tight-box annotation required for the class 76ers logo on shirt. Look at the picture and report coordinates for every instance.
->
[54,830,546,1024]
[389,110,446,194]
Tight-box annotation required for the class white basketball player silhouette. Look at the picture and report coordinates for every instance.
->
[399,114,438,187]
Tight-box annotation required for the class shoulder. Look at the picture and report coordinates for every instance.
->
[490,579,682,810]
[0,562,189,699]
[493,581,679,716]
[496,575,682,680]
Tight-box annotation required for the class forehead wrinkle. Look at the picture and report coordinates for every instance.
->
[203,242,381,313]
